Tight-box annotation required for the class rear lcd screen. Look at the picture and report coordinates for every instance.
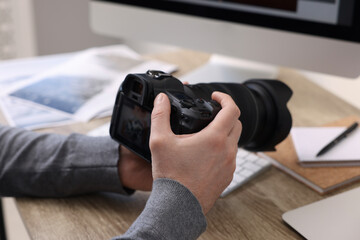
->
[116,95,151,160]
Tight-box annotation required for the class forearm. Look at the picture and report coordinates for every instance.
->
[115,178,207,240]
[0,125,126,197]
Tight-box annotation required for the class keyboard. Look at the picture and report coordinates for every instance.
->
[221,149,271,197]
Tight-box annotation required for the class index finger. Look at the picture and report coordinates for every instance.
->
[204,91,241,135]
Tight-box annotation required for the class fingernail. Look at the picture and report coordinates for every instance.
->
[155,93,164,104]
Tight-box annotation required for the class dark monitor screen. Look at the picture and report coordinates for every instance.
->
[98,0,360,43]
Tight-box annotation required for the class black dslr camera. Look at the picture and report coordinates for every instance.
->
[110,70,293,162]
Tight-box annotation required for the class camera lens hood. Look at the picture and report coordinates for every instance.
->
[243,79,292,151]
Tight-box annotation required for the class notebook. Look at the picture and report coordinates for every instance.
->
[263,116,360,194]
[291,126,360,167]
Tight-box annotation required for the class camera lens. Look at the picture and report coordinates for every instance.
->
[184,80,292,151]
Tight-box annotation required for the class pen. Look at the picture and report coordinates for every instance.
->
[316,121,359,157]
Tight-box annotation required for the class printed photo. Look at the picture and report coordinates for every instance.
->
[0,96,73,130]
[10,75,111,114]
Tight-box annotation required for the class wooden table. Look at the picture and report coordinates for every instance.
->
[2,50,360,239]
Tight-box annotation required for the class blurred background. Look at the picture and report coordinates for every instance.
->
[0,0,173,61]
[0,0,117,61]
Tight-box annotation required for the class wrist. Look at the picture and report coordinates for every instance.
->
[118,146,153,191]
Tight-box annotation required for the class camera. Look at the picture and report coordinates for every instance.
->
[110,70,293,162]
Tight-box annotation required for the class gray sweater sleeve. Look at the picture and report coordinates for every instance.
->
[0,125,127,197]
[0,125,207,239]
[115,178,207,240]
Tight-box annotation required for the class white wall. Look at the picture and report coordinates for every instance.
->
[0,0,35,59]
[32,0,120,55]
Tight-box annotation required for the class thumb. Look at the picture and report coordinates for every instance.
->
[151,93,172,136]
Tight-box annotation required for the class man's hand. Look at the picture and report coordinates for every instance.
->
[150,92,242,214]
[118,146,153,191]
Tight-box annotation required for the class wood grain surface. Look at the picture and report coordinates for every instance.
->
[1,49,360,240]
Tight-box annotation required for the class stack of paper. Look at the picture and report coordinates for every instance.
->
[0,45,177,130]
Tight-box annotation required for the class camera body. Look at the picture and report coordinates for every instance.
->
[110,70,221,162]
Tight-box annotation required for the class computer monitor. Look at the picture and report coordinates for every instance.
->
[90,0,360,78]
